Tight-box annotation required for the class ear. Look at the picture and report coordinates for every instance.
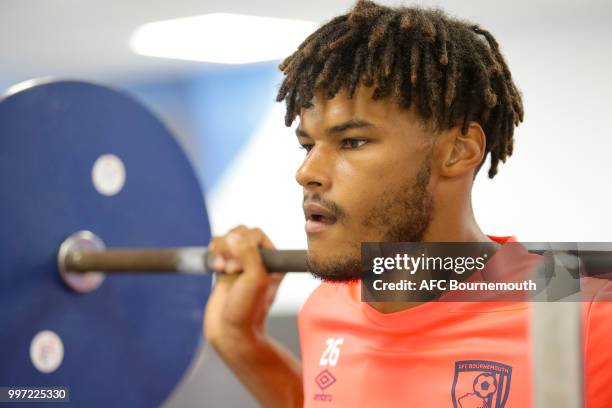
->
[434,122,486,178]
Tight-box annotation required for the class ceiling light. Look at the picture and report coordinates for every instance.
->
[130,13,319,64]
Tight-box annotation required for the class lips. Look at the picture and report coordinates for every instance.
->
[303,203,338,233]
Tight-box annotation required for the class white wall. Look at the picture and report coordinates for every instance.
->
[473,23,612,242]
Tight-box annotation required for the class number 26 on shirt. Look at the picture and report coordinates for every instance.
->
[319,337,344,367]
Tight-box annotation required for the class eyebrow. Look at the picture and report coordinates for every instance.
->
[296,119,375,138]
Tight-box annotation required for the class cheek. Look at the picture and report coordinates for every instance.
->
[334,151,410,220]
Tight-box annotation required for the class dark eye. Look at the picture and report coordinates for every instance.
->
[341,138,368,149]
[299,143,314,153]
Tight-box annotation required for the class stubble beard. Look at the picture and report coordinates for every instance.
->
[307,158,434,283]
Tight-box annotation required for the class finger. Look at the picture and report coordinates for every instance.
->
[251,227,275,250]
[211,225,249,261]
[212,256,226,272]
[208,237,227,272]
[225,259,243,274]
[264,272,286,306]
[228,224,249,234]
[211,226,275,277]
[251,229,286,287]
[225,230,269,279]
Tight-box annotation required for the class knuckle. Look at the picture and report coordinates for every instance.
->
[250,227,265,240]
[209,237,221,254]
[225,234,249,256]
[250,227,274,248]
[229,224,248,234]
[225,260,242,273]
[249,227,268,243]
[227,231,245,245]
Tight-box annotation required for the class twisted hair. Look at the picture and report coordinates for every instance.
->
[276,0,523,178]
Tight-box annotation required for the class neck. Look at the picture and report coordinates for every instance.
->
[367,192,492,314]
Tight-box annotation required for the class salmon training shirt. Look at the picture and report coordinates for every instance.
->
[298,236,612,407]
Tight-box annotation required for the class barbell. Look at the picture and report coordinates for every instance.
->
[1,79,611,407]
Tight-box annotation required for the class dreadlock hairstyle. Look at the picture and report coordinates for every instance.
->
[276,0,523,178]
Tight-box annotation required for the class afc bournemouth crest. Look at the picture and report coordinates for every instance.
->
[452,360,512,408]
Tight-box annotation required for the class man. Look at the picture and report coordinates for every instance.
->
[204,1,611,406]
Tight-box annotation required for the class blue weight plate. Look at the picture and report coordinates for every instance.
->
[0,80,212,407]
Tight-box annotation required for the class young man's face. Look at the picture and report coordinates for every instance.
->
[296,85,435,282]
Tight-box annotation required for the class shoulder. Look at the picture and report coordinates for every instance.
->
[297,281,360,332]
[583,277,612,406]
[298,282,345,322]
[582,276,612,340]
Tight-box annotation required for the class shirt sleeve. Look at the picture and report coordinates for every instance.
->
[583,279,612,407]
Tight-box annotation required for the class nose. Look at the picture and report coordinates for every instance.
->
[295,145,332,191]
